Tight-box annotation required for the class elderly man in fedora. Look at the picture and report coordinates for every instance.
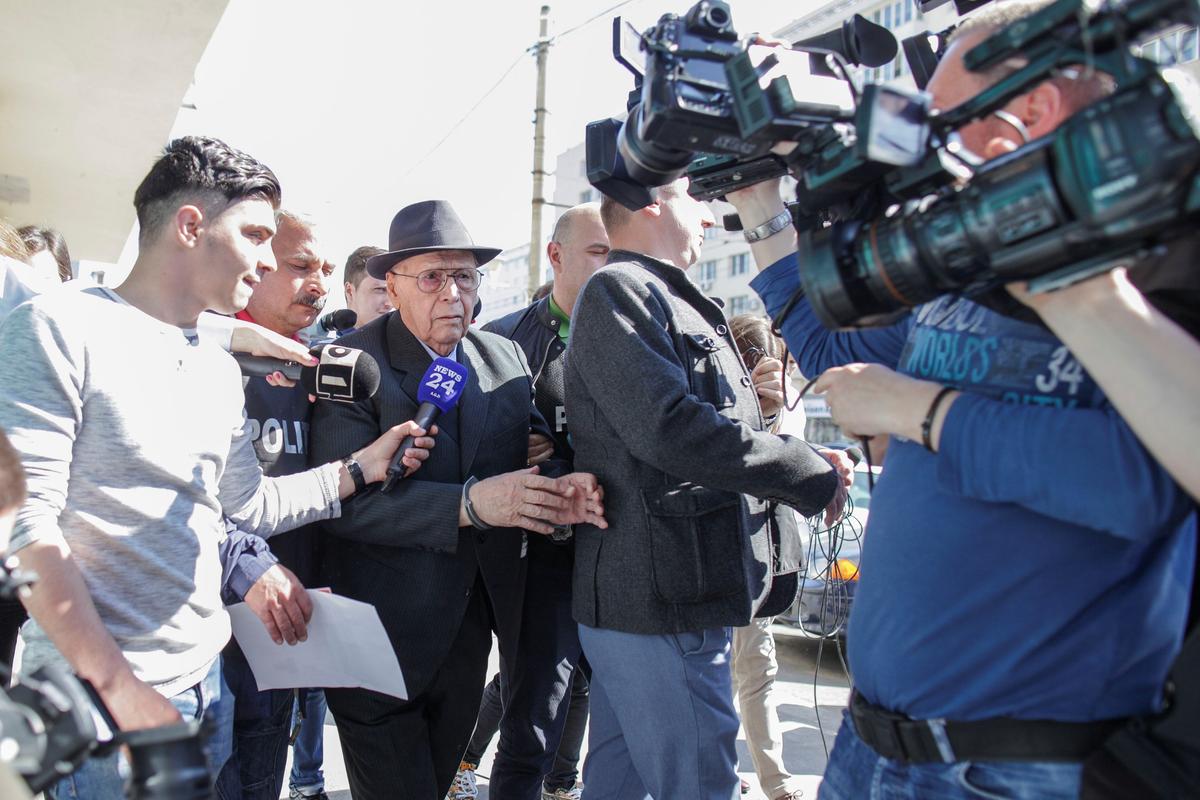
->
[308,200,606,799]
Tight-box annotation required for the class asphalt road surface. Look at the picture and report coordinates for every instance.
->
[282,625,853,799]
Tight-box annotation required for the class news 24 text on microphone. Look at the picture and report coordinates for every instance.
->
[380,357,469,492]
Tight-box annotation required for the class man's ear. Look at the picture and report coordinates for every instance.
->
[173,205,205,249]
[384,272,405,311]
[641,200,664,219]
[1022,81,1063,140]
[547,241,565,276]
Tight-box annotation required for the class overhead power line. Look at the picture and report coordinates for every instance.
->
[397,0,639,181]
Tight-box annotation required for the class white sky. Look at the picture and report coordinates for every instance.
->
[149,0,803,274]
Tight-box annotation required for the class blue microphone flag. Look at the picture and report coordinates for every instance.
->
[417,357,469,412]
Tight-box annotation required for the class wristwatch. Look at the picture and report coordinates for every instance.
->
[341,455,367,494]
[743,209,793,243]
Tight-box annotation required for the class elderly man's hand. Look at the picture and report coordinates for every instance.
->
[244,564,312,645]
[527,433,555,466]
[466,467,607,535]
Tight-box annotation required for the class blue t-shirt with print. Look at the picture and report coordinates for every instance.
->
[752,255,1195,722]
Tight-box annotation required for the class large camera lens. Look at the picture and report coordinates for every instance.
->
[800,140,1068,328]
[616,104,696,189]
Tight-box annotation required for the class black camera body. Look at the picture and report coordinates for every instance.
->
[589,0,1200,329]
[589,1,897,210]
[0,563,215,798]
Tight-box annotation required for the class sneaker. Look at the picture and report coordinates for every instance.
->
[446,761,479,800]
[289,790,330,800]
[542,781,584,800]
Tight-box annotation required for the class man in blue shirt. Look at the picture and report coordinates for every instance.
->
[727,3,1196,798]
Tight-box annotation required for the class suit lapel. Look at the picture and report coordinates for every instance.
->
[457,334,490,477]
[386,314,433,409]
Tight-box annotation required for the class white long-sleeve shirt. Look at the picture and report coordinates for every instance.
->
[0,287,340,695]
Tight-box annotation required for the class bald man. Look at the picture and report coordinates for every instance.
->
[456,203,608,800]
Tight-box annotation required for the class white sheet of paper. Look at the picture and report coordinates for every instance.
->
[228,591,406,700]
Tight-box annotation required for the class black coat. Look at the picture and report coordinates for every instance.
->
[309,312,562,698]
[565,251,839,635]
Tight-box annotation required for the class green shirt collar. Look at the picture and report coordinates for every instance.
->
[547,294,571,341]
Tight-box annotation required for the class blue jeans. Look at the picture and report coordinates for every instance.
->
[216,645,293,800]
[289,689,326,794]
[577,623,739,800]
[50,658,233,800]
[818,711,1084,800]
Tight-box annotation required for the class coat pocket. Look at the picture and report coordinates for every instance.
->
[640,483,744,604]
[681,332,736,409]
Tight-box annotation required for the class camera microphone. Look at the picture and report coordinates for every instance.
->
[232,344,381,403]
[318,308,357,334]
[380,357,469,493]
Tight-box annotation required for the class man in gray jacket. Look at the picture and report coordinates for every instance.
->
[565,178,843,799]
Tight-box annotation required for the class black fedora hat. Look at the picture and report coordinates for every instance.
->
[366,200,502,279]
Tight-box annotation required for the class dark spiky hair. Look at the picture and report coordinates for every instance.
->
[133,136,281,244]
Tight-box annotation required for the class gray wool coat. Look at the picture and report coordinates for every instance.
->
[565,250,839,635]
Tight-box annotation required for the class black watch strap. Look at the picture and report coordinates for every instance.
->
[341,455,367,494]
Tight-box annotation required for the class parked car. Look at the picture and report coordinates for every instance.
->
[779,461,879,637]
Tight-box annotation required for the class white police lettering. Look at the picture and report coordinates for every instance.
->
[251,417,308,456]
[261,418,283,455]
[1034,346,1084,396]
[555,405,567,433]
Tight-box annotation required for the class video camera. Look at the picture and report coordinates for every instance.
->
[588,0,1200,329]
[0,560,215,798]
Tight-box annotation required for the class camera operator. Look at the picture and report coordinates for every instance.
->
[564,179,845,799]
[0,136,435,799]
[725,3,1196,798]
[1009,268,1200,502]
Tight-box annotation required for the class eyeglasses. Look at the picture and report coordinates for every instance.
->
[388,268,483,294]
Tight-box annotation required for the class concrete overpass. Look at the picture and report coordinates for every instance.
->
[0,0,229,270]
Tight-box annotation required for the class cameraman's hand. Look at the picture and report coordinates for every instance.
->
[725,178,797,271]
[751,356,786,418]
[1006,267,1124,319]
[244,564,312,645]
[812,363,959,450]
[726,178,786,221]
[102,670,183,732]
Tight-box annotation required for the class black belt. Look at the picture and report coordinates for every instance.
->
[849,690,1126,764]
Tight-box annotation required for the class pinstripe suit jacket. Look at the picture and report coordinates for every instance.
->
[309,312,562,698]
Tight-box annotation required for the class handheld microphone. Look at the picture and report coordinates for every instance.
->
[380,357,469,493]
[232,344,382,403]
[319,308,357,334]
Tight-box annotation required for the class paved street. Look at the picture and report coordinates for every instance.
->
[281,625,852,799]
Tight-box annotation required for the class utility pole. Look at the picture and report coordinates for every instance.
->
[528,5,551,299]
